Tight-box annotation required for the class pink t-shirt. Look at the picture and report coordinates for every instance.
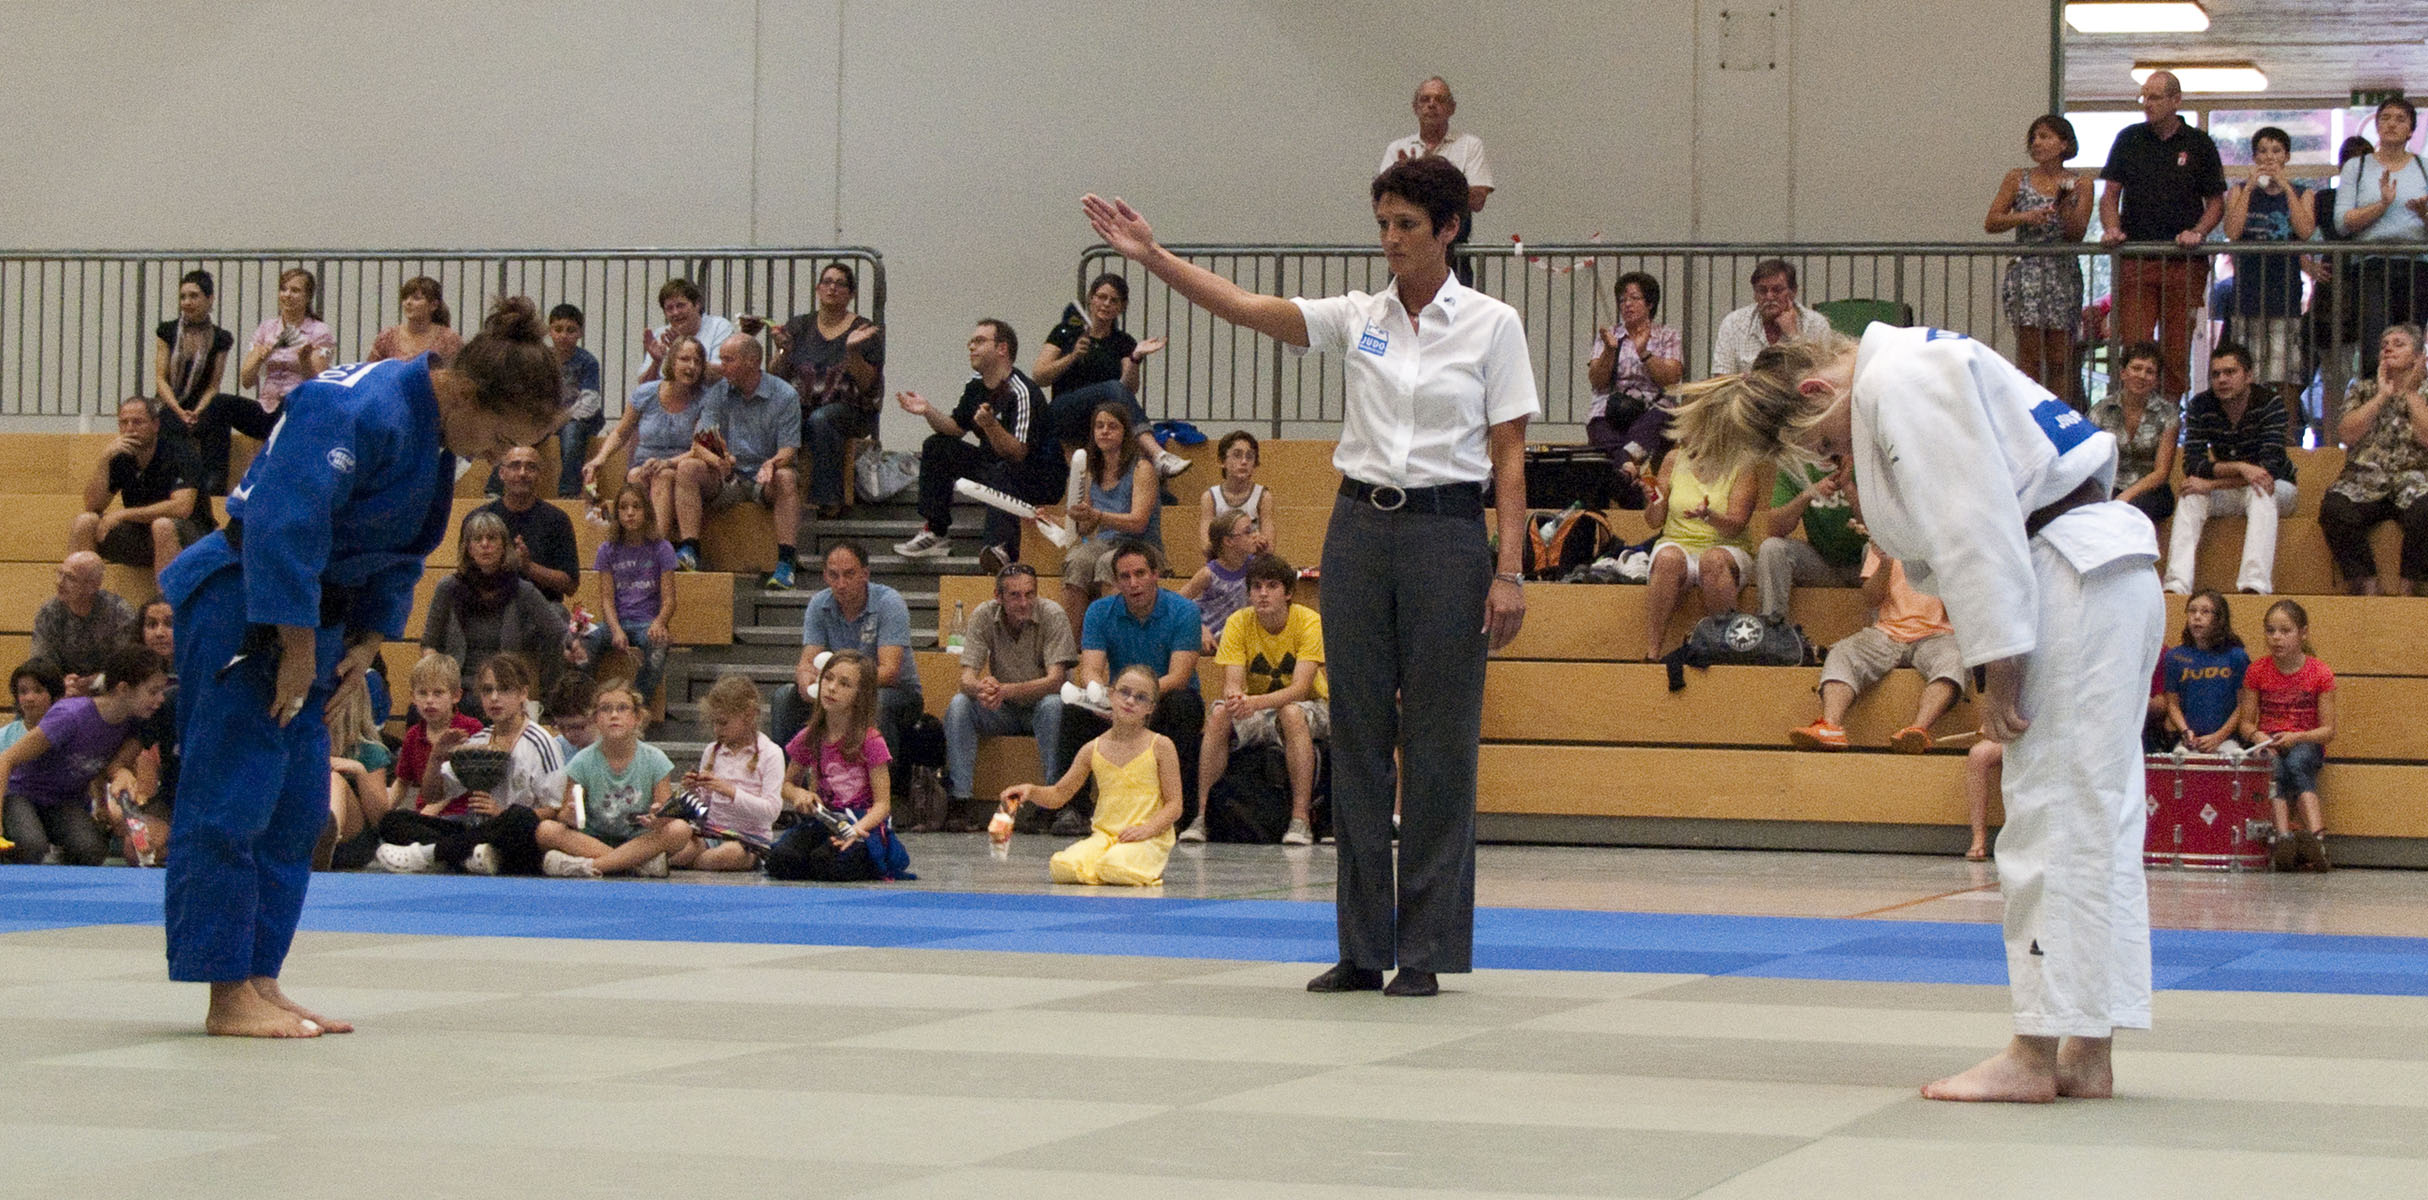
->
[784,726,892,812]
[2245,654,2335,735]
[248,317,335,409]
[694,733,785,843]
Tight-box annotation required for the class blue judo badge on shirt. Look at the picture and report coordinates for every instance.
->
[2030,396,2093,454]
[1357,325,1390,357]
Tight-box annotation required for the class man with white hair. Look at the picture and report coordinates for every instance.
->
[32,551,137,695]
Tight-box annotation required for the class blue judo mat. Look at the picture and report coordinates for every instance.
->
[3,865,2424,996]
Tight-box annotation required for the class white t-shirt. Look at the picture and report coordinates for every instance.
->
[1709,303,1833,377]
[434,720,567,811]
[1290,276,1539,488]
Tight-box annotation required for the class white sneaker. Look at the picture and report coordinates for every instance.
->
[465,844,501,876]
[894,528,950,558]
[369,843,438,874]
[542,850,600,879]
[1156,449,1192,478]
[1281,818,1314,846]
[1177,818,1208,843]
[637,852,670,879]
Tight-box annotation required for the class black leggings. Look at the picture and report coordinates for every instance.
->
[2318,490,2428,584]
[377,806,544,875]
[3,795,109,865]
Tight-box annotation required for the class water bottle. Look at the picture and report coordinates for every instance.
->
[945,601,967,651]
[114,789,150,866]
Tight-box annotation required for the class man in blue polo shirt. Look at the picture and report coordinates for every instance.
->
[1046,539,1204,836]
[702,332,806,589]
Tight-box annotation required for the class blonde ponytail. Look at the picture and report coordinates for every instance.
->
[1666,332,1856,483]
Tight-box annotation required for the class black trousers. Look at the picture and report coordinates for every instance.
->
[915,435,1057,551]
[179,393,281,495]
[3,795,108,865]
[377,806,543,875]
[1055,688,1205,830]
[2318,490,2428,584]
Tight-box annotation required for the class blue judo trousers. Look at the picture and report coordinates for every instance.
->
[161,356,455,983]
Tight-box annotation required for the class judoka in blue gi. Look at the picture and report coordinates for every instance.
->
[160,298,564,1037]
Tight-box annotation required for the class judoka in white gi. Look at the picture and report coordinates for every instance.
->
[1672,323,2165,1103]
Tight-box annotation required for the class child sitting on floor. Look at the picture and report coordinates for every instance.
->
[535,680,678,878]
[673,673,785,872]
[371,653,565,875]
[1000,663,1181,886]
[767,650,907,881]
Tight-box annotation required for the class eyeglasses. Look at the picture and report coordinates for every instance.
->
[995,563,1038,583]
[1112,686,1155,704]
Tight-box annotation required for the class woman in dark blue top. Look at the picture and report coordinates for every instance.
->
[160,297,563,1039]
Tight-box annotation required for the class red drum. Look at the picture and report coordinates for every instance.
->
[2143,750,2277,870]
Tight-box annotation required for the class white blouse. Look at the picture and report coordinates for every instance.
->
[1290,276,1538,489]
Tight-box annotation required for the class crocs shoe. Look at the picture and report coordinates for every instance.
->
[1787,720,1849,751]
[542,850,600,878]
[1889,726,1934,755]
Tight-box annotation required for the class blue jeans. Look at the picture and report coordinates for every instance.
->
[558,413,605,498]
[944,692,1065,801]
[2272,741,2325,799]
[1047,380,1149,450]
[803,401,870,506]
[580,622,666,704]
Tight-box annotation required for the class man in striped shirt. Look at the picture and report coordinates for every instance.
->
[2164,343,2296,594]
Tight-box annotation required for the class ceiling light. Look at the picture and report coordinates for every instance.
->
[2132,62,2268,93]
[2066,2,2209,33]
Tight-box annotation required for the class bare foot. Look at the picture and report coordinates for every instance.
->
[205,981,322,1038]
[2055,1036,2114,1098]
[250,976,354,1034]
[1921,1038,2058,1103]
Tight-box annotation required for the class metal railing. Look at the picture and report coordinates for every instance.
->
[0,248,884,421]
[1080,241,2428,438]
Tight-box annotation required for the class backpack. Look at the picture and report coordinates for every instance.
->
[1522,507,1620,581]
[1204,742,1331,843]
[854,449,920,502]
[1663,612,1819,690]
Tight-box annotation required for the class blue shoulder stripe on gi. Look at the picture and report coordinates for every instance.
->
[2029,395,2094,455]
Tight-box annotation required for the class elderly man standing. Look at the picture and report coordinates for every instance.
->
[702,332,806,589]
[1710,259,1833,376]
[1381,76,1495,275]
[71,396,212,576]
[470,445,580,606]
[33,551,137,696]
[943,563,1074,830]
[2099,69,2227,403]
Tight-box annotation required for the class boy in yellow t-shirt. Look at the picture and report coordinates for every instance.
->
[1179,554,1328,846]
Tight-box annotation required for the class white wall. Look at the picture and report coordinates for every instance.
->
[1,0,2050,432]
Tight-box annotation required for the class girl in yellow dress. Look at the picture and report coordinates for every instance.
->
[999,664,1182,886]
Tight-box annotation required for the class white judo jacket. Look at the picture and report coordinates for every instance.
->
[1847,324,2158,668]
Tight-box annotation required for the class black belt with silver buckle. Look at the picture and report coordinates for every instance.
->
[2024,477,2107,539]
[1338,477,1484,518]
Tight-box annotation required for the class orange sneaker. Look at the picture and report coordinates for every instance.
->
[1889,726,1934,754]
[1788,720,1849,750]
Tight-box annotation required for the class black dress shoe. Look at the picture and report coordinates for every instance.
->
[1384,968,1439,997]
[1305,962,1384,993]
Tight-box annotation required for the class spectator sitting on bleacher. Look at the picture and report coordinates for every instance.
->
[33,551,137,696]
[2159,590,2250,752]
[1788,547,1964,753]
[533,679,678,878]
[1033,273,1184,477]
[2165,343,2296,595]
[71,396,211,576]
[1753,453,1862,623]
[943,563,1073,833]
[894,319,1060,572]
[1583,271,1685,499]
[235,267,333,422]
[471,444,579,606]
[369,276,463,367]
[771,263,884,519]
[1639,450,1759,662]
[1059,402,1164,633]
[773,542,921,778]
[420,513,569,714]
[1180,553,1327,846]
[1048,540,1203,838]
[1709,259,1830,376]
[2089,341,2180,528]
[1179,510,1257,653]
[151,269,240,487]
[1,660,63,755]
[0,644,168,866]
[583,488,677,705]
[584,334,718,570]
[701,332,806,590]
[2319,324,2428,595]
[549,304,605,499]
[1200,430,1275,557]
[635,278,736,385]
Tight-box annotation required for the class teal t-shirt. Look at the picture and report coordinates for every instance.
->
[1774,462,1866,568]
[563,740,676,845]
[348,739,393,773]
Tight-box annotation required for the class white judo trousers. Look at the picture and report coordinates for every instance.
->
[2000,528,2166,1037]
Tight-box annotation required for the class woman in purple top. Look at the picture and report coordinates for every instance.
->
[0,645,171,865]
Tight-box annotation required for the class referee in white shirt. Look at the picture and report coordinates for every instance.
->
[1084,157,1537,997]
